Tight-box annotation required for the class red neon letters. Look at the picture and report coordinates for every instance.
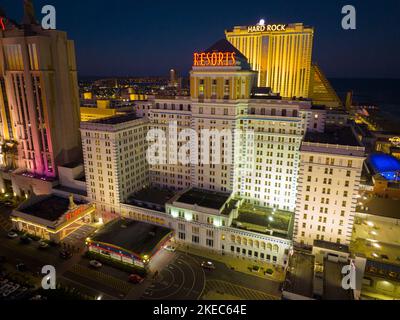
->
[193,52,236,67]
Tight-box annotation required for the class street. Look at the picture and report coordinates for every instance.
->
[0,212,282,301]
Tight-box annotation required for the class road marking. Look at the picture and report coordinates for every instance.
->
[204,280,279,300]
[69,264,132,294]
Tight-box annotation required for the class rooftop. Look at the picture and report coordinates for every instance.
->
[206,39,247,61]
[283,252,314,298]
[357,197,400,220]
[304,126,361,147]
[175,188,231,211]
[126,187,176,212]
[313,240,350,254]
[88,112,140,125]
[19,195,84,222]
[368,153,400,182]
[323,260,353,300]
[233,204,294,239]
[90,219,172,257]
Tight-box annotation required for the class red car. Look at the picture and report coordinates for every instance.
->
[128,274,144,284]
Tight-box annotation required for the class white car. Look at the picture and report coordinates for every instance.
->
[164,245,176,253]
[7,232,18,239]
[89,260,102,269]
[201,261,216,270]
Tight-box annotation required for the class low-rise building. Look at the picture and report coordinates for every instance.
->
[87,218,173,268]
[11,194,95,243]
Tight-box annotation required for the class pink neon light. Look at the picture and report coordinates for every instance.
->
[0,18,5,31]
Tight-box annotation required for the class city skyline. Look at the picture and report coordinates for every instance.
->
[1,0,400,78]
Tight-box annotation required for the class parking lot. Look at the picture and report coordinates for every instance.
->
[0,277,30,300]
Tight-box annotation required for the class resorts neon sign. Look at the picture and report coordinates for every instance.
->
[193,52,236,67]
[247,24,287,33]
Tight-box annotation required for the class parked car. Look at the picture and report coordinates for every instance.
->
[19,235,32,244]
[128,274,144,284]
[163,245,176,253]
[4,201,14,207]
[7,232,18,239]
[201,261,216,270]
[16,263,27,272]
[89,260,102,269]
[59,250,72,260]
[38,241,49,250]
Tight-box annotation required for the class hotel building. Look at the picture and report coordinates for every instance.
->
[294,126,365,246]
[83,39,357,266]
[0,1,81,196]
[226,21,342,108]
[80,113,149,215]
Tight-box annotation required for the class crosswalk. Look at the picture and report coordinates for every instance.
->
[67,264,132,295]
[204,280,279,300]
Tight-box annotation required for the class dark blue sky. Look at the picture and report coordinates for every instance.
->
[2,0,400,78]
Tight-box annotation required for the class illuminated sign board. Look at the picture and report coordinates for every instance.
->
[247,24,287,33]
[65,206,87,221]
[193,52,236,67]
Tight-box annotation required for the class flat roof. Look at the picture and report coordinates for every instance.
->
[283,252,314,298]
[175,188,231,210]
[313,240,350,254]
[53,185,87,197]
[234,204,294,239]
[126,187,176,212]
[19,195,84,222]
[304,126,361,147]
[88,112,140,125]
[91,219,172,256]
[368,153,400,182]
[323,260,353,300]
[357,197,400,220]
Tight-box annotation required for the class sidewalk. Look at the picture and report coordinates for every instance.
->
[177,244,286,282]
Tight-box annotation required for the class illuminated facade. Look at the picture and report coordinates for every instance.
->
[0,2,81,179]
[226,21,342,107]
[84,39,363,263]
[81,113,149,215]
[11,194,95,243]
[226,23,313,99]
[294,127,365,246]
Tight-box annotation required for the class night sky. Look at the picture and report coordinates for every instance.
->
[1,0,400,78]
